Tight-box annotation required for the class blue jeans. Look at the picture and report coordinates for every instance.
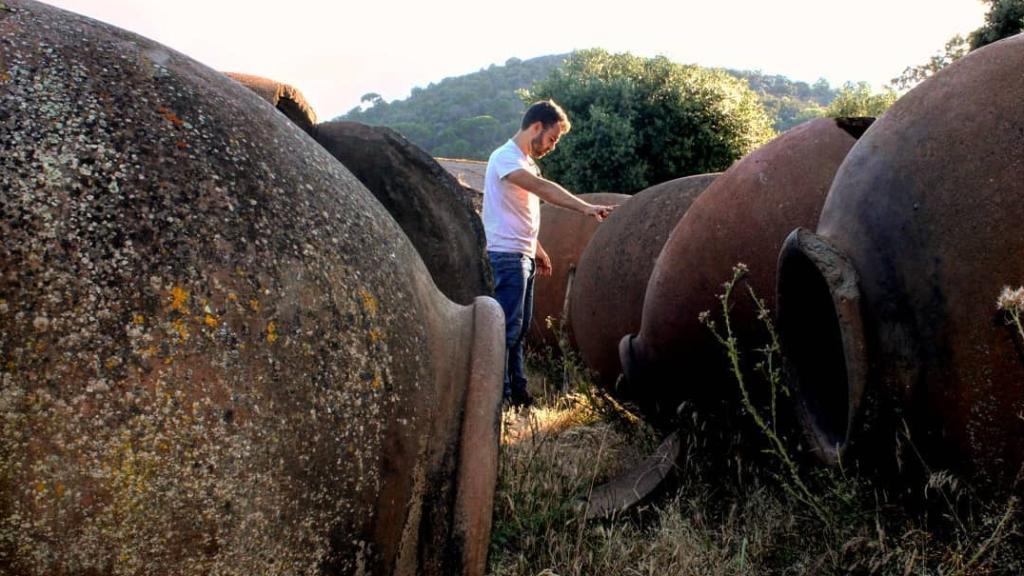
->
[488,251,535,399]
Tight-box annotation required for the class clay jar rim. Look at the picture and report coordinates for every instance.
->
[777,228,868,465]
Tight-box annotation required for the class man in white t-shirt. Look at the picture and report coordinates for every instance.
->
[483,100,615,408]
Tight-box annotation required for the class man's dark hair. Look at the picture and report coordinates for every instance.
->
[521,100,572,133]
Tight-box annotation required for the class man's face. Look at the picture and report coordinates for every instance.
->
[529,122,563,159]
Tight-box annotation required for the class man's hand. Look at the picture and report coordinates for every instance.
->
[535,246,553,277]
[585,203,616,222]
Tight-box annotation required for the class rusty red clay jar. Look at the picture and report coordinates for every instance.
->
[619,118,871,423]
[570,174,719,389]
[224,71,318,135]
[0,2,504,575]
[776,35,1024,494]
[528,192,631,349]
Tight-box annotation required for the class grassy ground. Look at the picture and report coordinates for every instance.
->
[486,339,1024,575]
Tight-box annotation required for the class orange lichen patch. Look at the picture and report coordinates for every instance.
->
[358,288,378,318]
[203,314,219,328]
[368,328,382,344]
[266,321,278,344]
[132,313,146,325]
[249,299,261,312]
[104,356,122,370]
[371,372,383,390]
[35,481,45,494]
[0,71,9,84]
[140,345,158,359]
[172,318,189,341]
[226,292,238,302]
[169,286,189,312]
[157,105,184,127]
[55,483,66,498]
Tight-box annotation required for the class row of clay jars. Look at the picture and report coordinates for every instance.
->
[777,34,1024,495]
[569,174,719,389]
[0,2,502,575]
[618,117,871,426]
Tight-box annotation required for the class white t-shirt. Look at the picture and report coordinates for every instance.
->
[482,139,541,257]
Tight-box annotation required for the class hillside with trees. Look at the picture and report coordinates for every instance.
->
[340,55,568,160]
[338,53,840,161]
[526,49,775,194]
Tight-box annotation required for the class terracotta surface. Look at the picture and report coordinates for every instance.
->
[776,35,1024,494]
[224,71,317,134]
[620,118,869,423]
[0,2,504,574]
[313,121,492,305]
[529,192,631,348]
[570,174,718,389]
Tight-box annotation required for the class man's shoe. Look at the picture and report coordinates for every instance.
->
[510,390,534,410]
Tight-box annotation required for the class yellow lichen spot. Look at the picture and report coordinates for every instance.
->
[104,356,121,370]
[249,299,261,312]
[369,328,382,344]
[172,318,189,341]
[227,291,238,302]
[34,481,45,494]
[371,372,383,390]
[132,313,145,325]
[203,314,219,328]
[266,321,278,344]
[55,483,65,498]
[358,288,378,318]
[140,345,157,359]
[169,286,189,312]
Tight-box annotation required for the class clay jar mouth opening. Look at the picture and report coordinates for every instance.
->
[777,229,867,465]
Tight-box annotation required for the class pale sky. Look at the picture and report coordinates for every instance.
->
[44,0,988,120]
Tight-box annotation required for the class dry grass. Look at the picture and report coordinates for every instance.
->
[488,296,1024,575]
[488,386,1024,575]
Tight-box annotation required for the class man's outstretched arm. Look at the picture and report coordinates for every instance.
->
[505,169,615,221]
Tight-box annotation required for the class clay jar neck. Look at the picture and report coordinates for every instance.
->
[777,228,868,464]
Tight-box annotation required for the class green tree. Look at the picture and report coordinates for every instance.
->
[825,82,897,117]
[970,0,1024,49]
[893,1,1023,91]
[524,49,775,194]
[891,35,969,90]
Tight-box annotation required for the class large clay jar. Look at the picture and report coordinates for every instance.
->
[620,118,871,423]
[224,71,317,134]
[528,192,631,348]
[0,2,504,575]
[776,36,1024,494]
[313,121,492,305]
[570,174,719,389]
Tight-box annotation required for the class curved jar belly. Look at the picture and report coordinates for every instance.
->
[0,2,504,574]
